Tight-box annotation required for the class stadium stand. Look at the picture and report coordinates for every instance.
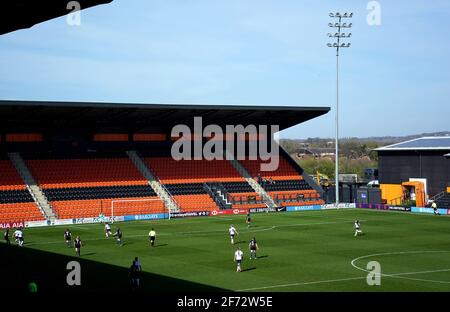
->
[143,157,244,184]
[436,193,450,209]
[0,155,45,222]
[0,158,26,190]
[23,152,163,218]
[144,157,266,210]
[25,152,148,189]
[240,155,323,207]
[0,100,331,223]
[164,183,219,211]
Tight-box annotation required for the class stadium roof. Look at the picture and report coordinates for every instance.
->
[0,100,330,133]
[375,137,450,152]
[1,0,113,35]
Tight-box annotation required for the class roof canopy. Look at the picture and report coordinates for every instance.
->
[0,100,329,134]
[375,137,450,152]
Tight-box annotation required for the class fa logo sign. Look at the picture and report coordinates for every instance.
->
[366,261,381,286]
[66,261,81,286]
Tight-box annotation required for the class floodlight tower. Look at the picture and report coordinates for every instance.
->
[327,12,353,206]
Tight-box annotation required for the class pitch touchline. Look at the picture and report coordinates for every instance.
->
[25,219,364,246]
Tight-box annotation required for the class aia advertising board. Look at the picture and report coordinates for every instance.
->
[210,208,248,216]
[0,221,25,229]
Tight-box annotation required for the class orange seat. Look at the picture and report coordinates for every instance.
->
[0,202,45,223]
[144,158,245,184]
[26,158,148,189]
[0,160,26,191]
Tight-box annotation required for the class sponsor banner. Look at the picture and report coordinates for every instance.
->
[53,216,125,226]
[356,203,389,210]
[321,203,356,210]
[411,207,434,214]
[0,221,26,229]
[124,213,167,221]
[249,207,280,213]
[25,220,50,228]
[410,207,447,214]
[53,219,74,226]
[286,205,322,212]
[210,209,248,216]
[92,216,124,223]
[71,217,96,224]
[388,206,411,212]
[170,211,210,218]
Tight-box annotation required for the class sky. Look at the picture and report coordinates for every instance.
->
[0,0,449,139]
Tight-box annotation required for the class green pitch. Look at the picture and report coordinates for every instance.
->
[2,209,450,292]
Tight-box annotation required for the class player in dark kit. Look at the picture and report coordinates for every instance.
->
[249,237,259,259]
[3,228,10,245]
[114,228,123,246]
[74,236,82,256]
[64,229,72,247]
[246,213,252,228]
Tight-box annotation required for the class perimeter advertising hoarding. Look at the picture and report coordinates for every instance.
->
[210,208,248,216]
[170,211,210,218]
[411,207,448,215]
[123,213,168,221]
[356,203,390,210]
[0,221,25,229]
[286,205,322,212]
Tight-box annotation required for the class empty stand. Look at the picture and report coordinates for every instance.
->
[52,197,165,219]
[164,183,219,211]
[240,154,324,207]
[240,156,303,181]
[45,184,163,219]
[21,152,166,218]
[219,182,267,209]
[0,155,45,222]
[0,159,26,191]
[25,153,148,189]
[0,190,44,223]
[144,157,245,184]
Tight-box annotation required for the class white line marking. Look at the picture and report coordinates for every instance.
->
[351,251,450,284]
[237,267,450,291]
[237,276,366,291]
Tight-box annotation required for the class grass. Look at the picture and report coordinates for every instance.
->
[2,208,450,293]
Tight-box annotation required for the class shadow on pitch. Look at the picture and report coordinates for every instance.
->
[241,267,256,272]
[256,255,268,259]
[153,243,168,248]
[0,243,227,294]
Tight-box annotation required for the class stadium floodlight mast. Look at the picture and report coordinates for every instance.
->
[327,12,352,206]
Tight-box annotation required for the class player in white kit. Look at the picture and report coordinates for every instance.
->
[354,220,362,237]
[229,225,239,245]
[234,247,244,272]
